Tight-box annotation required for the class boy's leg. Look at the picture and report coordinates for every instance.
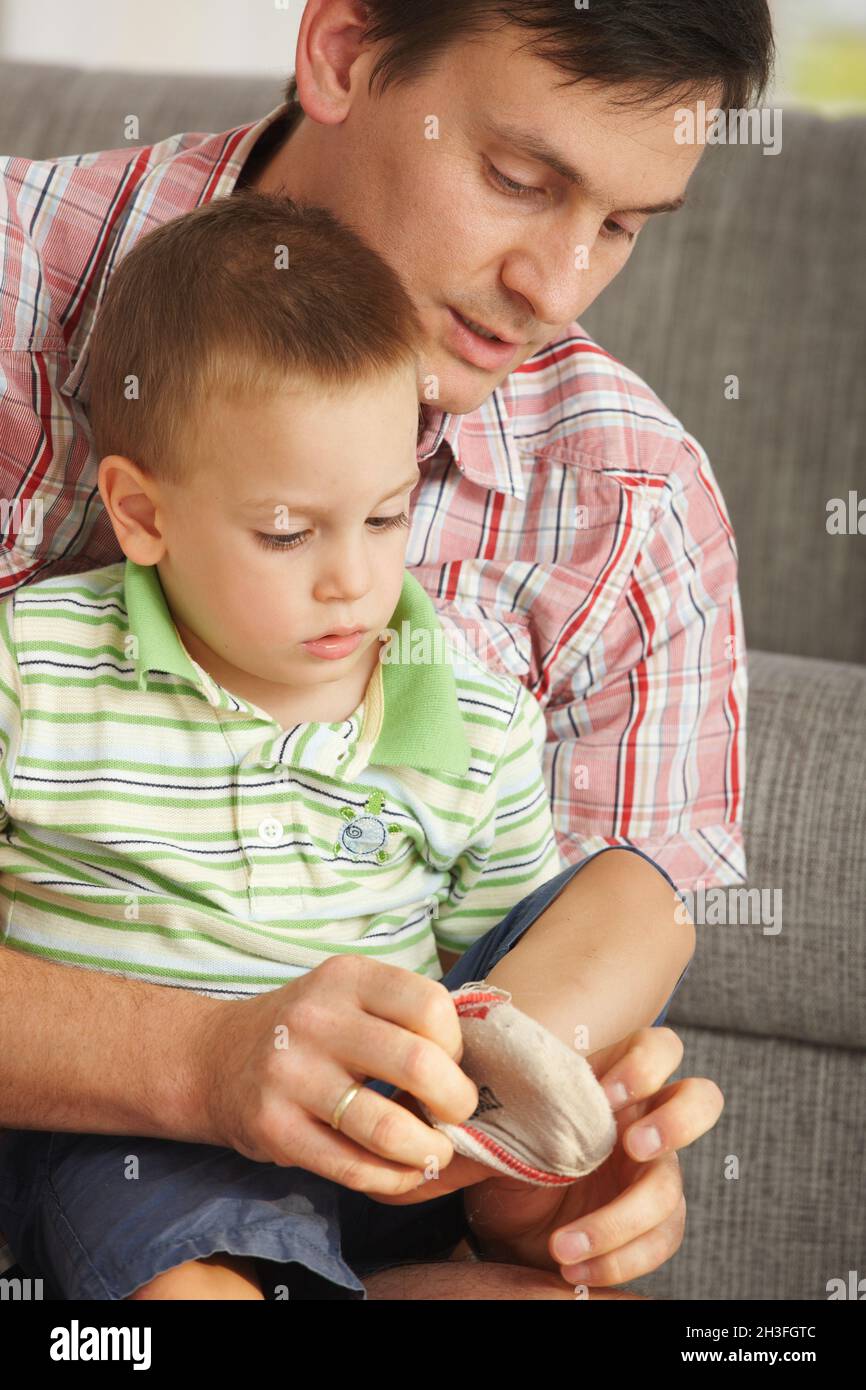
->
[475,847,691,1057]
[125,1251,265,1300]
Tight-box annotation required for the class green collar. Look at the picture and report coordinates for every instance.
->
[123,560,471,774]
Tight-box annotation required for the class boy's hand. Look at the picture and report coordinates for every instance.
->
[461,1026,724,1286]
[194,954,479,1197]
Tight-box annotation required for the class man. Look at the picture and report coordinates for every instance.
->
[0,0,773,1297]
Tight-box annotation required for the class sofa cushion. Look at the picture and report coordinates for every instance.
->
[669,648,866,1048]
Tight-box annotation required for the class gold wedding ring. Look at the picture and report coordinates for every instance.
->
[331,1081,363,1132]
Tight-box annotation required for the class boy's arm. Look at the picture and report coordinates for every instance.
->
[432,683,563,960]
[0,593,223,1140]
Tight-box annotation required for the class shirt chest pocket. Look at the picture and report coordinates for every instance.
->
[433,599,535,683]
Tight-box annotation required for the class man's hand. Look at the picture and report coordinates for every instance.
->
[459,1026,723,1286]
[195,955,478,1194]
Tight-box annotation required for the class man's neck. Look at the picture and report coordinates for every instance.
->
[237,100,305,196]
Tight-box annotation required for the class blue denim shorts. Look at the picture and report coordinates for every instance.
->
[0,845,688,1301]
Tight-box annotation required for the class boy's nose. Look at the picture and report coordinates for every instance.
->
[313,551,375,605]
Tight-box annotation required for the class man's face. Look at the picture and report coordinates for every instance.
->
[273,24,714,415]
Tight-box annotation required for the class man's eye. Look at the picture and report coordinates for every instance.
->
[488,159,636,243]
[601,220,636,242]
[487,161,541,200]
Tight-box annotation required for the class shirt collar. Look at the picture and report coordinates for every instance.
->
[61,101,294,404]
[417,374,527,501]
[123,559,471,775]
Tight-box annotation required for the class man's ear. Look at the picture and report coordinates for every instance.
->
[97,455,166,566]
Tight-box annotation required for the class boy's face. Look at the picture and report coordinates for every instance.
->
[260,20,713,417]
[143,367,421,705]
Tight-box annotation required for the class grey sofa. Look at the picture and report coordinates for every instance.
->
[1,60,863,1301]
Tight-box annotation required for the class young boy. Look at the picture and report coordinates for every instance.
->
[0,191,693,1299]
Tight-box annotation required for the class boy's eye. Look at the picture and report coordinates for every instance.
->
[255,511,410,551]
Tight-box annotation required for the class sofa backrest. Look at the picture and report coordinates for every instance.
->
[582,110,866,666]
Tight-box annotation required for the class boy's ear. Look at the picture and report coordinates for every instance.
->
[97,455,167,566]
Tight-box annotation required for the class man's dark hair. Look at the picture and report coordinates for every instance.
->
[284,0,775,114]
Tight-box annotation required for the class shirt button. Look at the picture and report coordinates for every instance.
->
[257,816,283,845]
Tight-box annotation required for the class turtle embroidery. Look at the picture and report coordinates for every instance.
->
[335,789,401,861]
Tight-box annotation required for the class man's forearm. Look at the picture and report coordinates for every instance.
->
[0,945,224,1141]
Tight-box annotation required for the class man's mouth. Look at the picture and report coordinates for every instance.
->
[452,309,523,345]
[459,313,503,342]
[446,307,525,369]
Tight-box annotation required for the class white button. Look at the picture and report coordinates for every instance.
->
[257,816,283,844]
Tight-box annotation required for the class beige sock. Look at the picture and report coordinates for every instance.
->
[419,981,617,1186]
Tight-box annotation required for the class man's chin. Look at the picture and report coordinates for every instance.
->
[421,373,508,418]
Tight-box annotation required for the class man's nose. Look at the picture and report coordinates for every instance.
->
[500,214,611,327]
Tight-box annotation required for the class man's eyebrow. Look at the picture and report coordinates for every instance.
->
[240,472,421,516]
[485,119,688,215]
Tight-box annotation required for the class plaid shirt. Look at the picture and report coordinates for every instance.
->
[0,101,747,893]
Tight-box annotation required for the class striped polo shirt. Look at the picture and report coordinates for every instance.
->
[0,559,562,998]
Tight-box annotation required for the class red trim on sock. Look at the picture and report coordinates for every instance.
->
[453,989,507,1021]
[460,1123,576,1185]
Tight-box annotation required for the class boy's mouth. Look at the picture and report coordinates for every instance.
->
[309,625,366,640]
[301,628,366,660]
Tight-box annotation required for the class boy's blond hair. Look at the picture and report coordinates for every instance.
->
[87,189,424,481]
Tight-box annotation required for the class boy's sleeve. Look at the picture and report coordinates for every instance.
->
[0,594,22,835]
[433,682,564,955]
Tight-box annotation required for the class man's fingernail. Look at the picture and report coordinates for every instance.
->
[630,1125,662,1158]
[555,1230,591,1261]
[604,1081,629,1107]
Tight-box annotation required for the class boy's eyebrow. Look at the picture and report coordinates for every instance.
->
[240,471,421,516]
[484,118,688,215]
